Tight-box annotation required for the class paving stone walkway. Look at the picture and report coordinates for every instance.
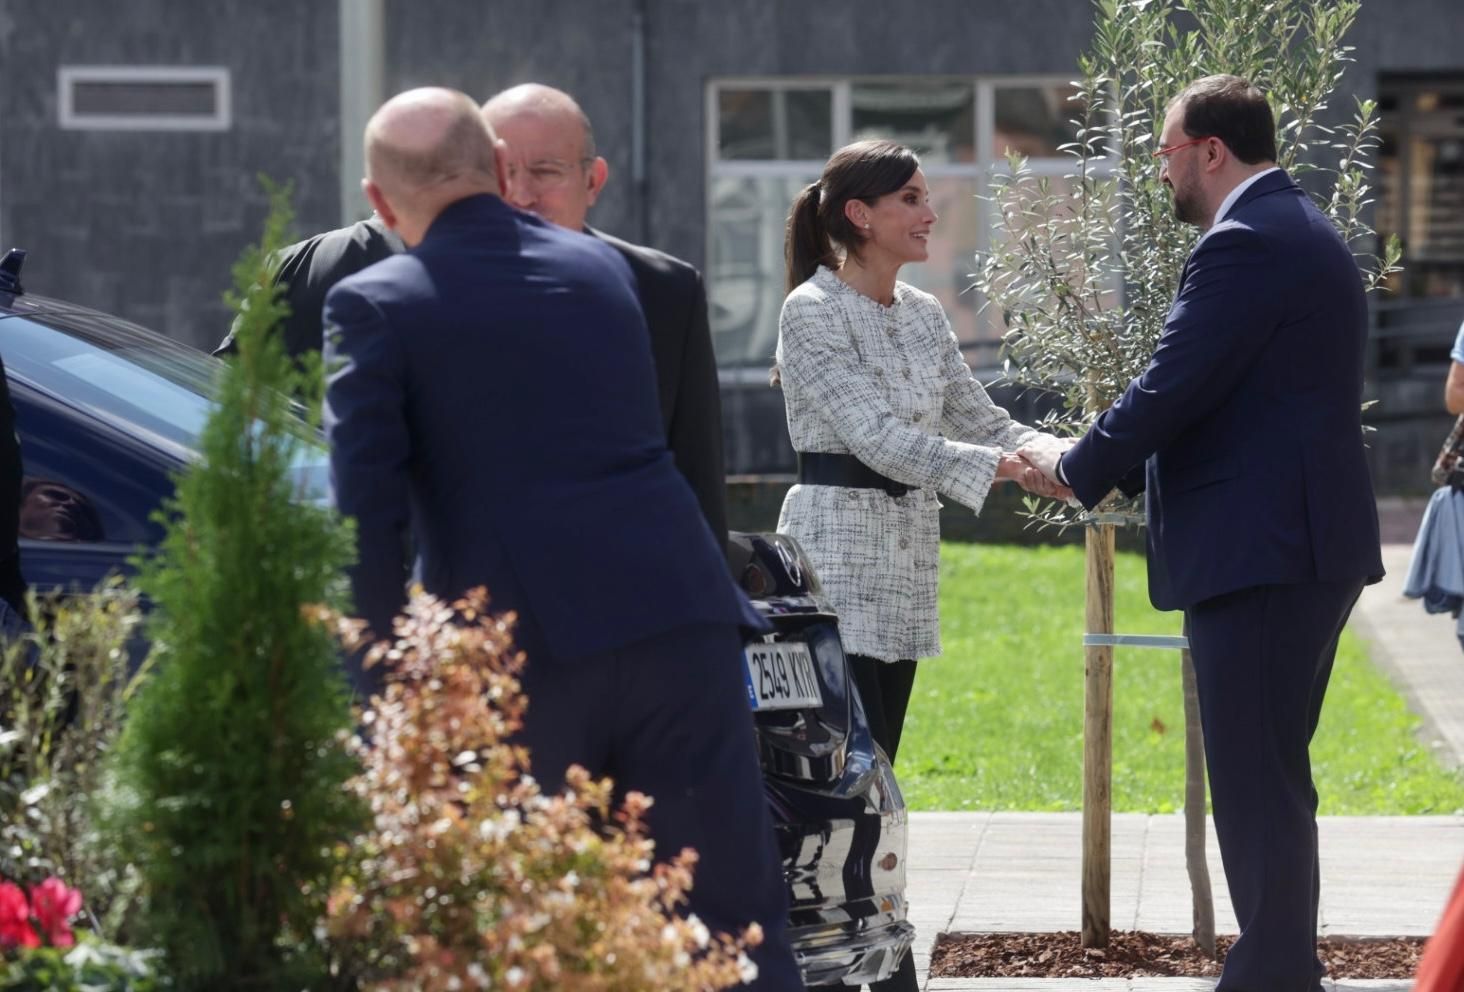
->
[900,534,1462,992]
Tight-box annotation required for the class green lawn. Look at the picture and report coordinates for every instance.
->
[895,542,1464,814]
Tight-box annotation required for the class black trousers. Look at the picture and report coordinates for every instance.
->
[1186,579,1364,992]
[847,654,919,763]
[517,622,803,991]
[843,654,920,992]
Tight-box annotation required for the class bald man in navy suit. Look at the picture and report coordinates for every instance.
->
[324,87,801,990]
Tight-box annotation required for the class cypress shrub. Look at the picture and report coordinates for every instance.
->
[102,181,363,990]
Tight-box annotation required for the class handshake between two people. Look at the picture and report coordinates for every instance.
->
[995,434,1079,502]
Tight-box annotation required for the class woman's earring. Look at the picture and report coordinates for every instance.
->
[863,223,871,229]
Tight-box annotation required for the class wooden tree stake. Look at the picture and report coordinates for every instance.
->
[1081,522,1116,948]
[1181,645,1217,956]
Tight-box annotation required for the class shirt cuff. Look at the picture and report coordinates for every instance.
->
[1056,454,1069,487]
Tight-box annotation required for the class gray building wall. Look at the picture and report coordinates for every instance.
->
[0,0,341,350]
[382,0,1096,273]
[0,0,1461,490]
[384,0,643,243]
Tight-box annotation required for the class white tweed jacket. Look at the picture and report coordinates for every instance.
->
[775,266,1043,662]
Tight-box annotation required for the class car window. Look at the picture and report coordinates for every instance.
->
[9,383,166,547]
[2,312,328,503]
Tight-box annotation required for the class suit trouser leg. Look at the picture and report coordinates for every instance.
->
[1185,578,1363,992]
[513,628,610,795]
[609,622,804,992]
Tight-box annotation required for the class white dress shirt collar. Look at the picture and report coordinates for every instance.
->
[1211,166,1282,228]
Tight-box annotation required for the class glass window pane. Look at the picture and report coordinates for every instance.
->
[707,175,819,365]
[72,80,218,116]
[718,88,832,160]
[895,176,995,366]
[851,82,975,164]
[1403,133,1464,296]
[992,82,1093,160]
[1378,80,1464,298]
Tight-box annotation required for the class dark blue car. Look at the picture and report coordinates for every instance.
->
[0,274,913,987]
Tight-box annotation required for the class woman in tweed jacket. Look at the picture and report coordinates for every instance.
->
[774,140,1069,829]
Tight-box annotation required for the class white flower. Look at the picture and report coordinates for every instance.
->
[479,809,521,841]
[505,966,526,987]
[737,952,759,984]
[686,914,710,948]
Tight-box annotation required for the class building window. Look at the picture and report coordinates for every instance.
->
[1377,75,1464,299]
[58,66,231,131]
[706,77,1101,372]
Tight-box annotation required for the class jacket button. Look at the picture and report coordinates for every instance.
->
[912,411,924,422]
[898,537,910,550]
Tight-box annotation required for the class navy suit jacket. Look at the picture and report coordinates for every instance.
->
[1060,169,1384,611]
[323,194,761,663]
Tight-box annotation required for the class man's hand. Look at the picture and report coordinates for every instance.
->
[996,451,1074,501]
[1017,436,1077,485]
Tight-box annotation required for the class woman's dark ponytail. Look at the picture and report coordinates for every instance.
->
[781,140,920,294]
[784,182,836,294]
[773,140,920,383]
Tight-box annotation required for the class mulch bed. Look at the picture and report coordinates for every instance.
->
[930,930,1426,979]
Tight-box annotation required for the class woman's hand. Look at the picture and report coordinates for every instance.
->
[996,452,1074,501]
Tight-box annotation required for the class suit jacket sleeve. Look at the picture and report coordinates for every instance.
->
[667,271,729,545]
[1061,224,1279,509]
[213,240,315,358]
[323,285,411,646]
[777,292,1004,514]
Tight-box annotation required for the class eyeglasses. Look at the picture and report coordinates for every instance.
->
[1152,136,1213,159]
[517,157,595,190]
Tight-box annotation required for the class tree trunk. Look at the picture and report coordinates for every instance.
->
[1081,523,1115,949]
[1181,644,1217,957]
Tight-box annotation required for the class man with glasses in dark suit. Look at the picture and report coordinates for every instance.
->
[1022,75,1384,992]
[482,83,728,545]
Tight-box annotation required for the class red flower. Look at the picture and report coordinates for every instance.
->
[28,878,81,948]
[0,881,38,949]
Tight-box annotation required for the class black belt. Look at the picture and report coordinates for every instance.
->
[797,451,910,498]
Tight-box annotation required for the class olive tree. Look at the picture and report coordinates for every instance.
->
[973,0,1399,951]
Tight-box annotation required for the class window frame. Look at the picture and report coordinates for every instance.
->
[706,74,1110,371]
[57,65,232,132]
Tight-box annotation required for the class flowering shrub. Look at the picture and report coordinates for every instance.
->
[324,589,761,991]
[0,882,38,951]
[0,876,159,991]
[0,941,162,992]
[0,581,141,928]
[0,877,80,951]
